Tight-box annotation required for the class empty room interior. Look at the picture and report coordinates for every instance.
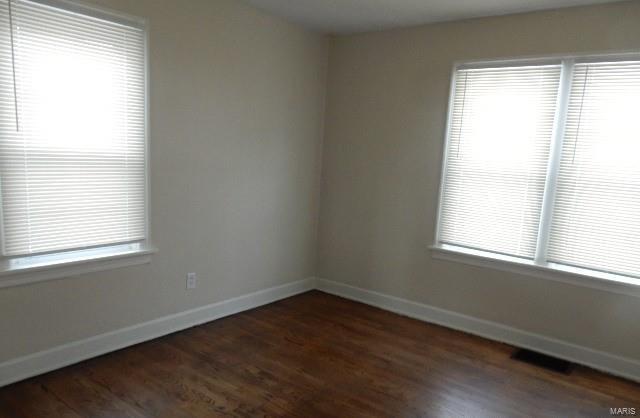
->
[1,0,640,416]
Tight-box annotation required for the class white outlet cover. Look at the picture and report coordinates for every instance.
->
[186,273,197,289]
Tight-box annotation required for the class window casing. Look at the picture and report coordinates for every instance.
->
[0,0,151,282]
[435,55,640,288]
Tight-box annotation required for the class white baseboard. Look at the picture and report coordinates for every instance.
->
[0,277,316,388]
[316,278,640,383]
[3,276,639,388]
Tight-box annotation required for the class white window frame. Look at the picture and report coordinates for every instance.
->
[432,51,640,297]
[0,0,156,288]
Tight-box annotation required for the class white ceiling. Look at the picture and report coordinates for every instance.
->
[243,0,623,34]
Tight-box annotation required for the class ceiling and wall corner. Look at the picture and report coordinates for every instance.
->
[242,0,624,33]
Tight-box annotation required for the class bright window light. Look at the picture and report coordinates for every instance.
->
[438,65,561,259]
[437,58,640,280]
[0,0,147,257]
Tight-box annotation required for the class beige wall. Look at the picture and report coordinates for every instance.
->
[318,1,640,360]
[0,0,327,363]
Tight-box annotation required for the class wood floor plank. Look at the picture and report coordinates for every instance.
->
[0,380,81,418]
[1,290,638,417]
[39,366,147,418]
[77,354,198,418]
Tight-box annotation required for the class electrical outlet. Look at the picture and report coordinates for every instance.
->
[186,272,197,289]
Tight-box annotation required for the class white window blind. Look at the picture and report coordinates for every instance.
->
[547,61,640,277]
[0,0,146,256]
[438,65,561,258]
[437,57,640,283]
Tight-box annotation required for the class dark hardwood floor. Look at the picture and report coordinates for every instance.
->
[1,290,639,417]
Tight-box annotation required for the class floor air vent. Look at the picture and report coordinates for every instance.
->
[511,349,573,374]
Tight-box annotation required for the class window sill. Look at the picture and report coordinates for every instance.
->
[430,244,640,298]
[0,243,157,289]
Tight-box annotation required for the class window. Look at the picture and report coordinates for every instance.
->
[435,56,640,285]
[0,0,151,280]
